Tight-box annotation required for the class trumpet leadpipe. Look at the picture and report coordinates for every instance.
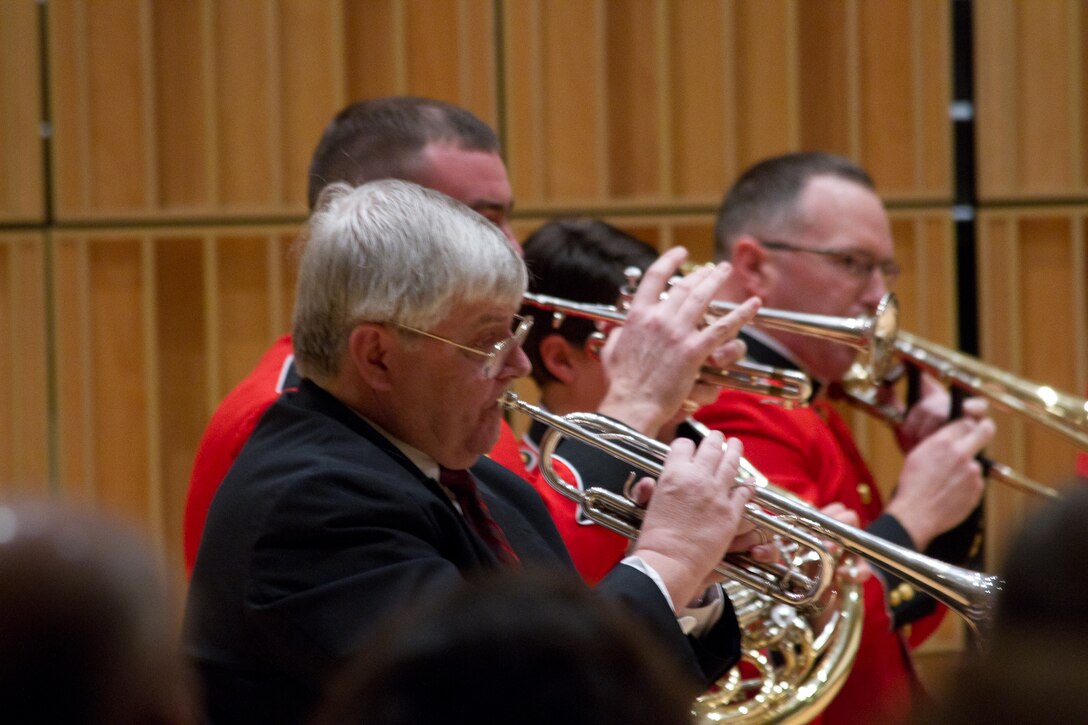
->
[521,292,813,407]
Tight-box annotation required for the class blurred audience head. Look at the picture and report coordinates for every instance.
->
[0,501,197,725]
[928,482,1088,723]
[313,569,695,725]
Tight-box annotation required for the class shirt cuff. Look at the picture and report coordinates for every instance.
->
[620,555,724,636]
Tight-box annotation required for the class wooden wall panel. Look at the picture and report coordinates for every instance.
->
[977,209,1088,568]
[343,0,496,120]
[50,226,298,567]
[48,0,497,220]
[53,237,152,521]
[731,1,796,173]
[504,0,949,212]
[975,1,1087,199]
[0,2,44,223]
[0,234,50,496]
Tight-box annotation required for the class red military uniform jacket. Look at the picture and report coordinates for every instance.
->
[518,419,630,584]
[182,334,530,575]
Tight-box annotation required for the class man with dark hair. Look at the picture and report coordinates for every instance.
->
[306,96,513,237]
[518,219,662,583]
[698,151,996,724]
[184,97,520,573]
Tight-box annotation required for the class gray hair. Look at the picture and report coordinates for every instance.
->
[292,180,527,381]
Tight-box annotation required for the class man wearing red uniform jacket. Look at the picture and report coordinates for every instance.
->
[698,152,996,724]
[183,97,528,573]
[516,220,663,583]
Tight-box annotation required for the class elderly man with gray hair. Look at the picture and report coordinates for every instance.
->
[184,179,763,723]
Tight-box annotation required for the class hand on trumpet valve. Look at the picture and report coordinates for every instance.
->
[597,246,761,438]
[818,503,872,584]
[628,431,755,610]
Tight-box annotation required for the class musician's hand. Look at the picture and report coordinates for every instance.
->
[886,415,995,550]
[818,503,872,584]
[597,247,760,437]
[888,374,988,451]
[799,503,871,631]
[631,431,753,610]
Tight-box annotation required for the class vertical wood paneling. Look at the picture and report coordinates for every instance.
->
[46,0,153,217]
[216,234,279,393]
[0,2,44,222]
[155,237,206,561]
[667,1,733,199]
[50,226,299,567]
[214,0,276,209]
[0,235,50,494]
[977,210,1088,569]
[858,1,950,197]
[605,1,662,199]
[798,1,851,154]
[343,0,497,124]
[976,0,1088,198]
[1017,3,1077,193]
[732,1,797,169]
[545,0,603,202]
[153,1,210,210]
[52,236,154,518]
[280,1,346,211]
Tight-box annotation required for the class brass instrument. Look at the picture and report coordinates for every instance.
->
[500,390,1001,722]
[503,392,837,607]
[840,362,1061,500]
[523,291,815,407]
[880,331,1088,450]
[500,391,1000,634]
[710,292,901,380]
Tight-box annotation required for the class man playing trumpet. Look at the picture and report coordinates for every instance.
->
[184,181,768,723]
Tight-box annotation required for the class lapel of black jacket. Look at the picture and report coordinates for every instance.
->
[293,379,504,567]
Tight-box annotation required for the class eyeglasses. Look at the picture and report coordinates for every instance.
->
[391,315,533,379]
[758,238,901,284]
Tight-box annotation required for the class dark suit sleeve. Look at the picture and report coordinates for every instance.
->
[867,504,984,629]
[594,563,741,692]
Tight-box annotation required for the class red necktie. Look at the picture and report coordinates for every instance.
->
[439,467,521,568]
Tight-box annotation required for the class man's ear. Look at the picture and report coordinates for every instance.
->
[537,334,579,384]
[729,235,774,298]
[346,323,395,391]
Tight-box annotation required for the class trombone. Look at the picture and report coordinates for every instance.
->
[500,391,1002,640]
[879,331,1088,451]
[838,362,1061,500]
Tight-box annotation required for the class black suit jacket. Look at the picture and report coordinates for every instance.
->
[185,380,740,723]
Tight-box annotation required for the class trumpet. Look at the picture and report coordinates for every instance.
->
[523,292,814,407]
[499,390,1002,639]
